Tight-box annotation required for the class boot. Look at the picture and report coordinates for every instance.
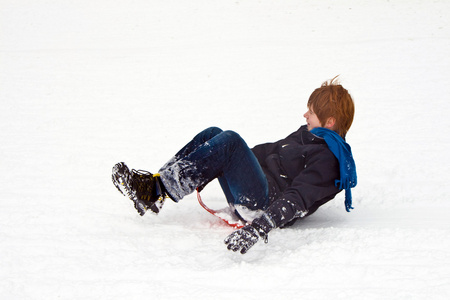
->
[112,162,166,215]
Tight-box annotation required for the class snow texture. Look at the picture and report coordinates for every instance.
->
[1,0,450,299]
[159,159,199,202]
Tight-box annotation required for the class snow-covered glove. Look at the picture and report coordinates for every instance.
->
[224,213,275,254]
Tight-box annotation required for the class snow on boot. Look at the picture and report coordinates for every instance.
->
[112,162,166,216]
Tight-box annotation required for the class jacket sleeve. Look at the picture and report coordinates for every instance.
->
[265,147,341,228]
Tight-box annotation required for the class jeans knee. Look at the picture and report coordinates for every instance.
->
[222,130,248,148]
[205,126,223,136]
[203,126,223,138]
[223,130,242,140]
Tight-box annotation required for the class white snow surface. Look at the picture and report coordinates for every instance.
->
[1,1,450,299]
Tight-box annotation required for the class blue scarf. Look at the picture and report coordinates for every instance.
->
[310,127,357,212]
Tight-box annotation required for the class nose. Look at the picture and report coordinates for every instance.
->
[303,111,308,119]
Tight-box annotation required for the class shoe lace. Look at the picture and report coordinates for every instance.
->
[131,169,155,203]
[131,170,167,205]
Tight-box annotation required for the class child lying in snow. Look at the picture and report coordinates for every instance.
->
[112,76,357,254]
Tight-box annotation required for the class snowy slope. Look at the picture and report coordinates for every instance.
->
[1,1,450,299]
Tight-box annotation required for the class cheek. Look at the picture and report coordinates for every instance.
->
[311,116,321,126]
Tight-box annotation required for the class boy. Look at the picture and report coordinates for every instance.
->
[112,76,357,254]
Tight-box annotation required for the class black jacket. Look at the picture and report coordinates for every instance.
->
[251,125,341,228]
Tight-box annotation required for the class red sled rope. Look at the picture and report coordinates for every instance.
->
[196,189,244,229]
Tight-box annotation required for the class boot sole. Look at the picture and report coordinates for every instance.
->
[112,162,149,216]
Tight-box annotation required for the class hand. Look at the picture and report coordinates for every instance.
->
[224,213,275,254]
[224,225,260,254]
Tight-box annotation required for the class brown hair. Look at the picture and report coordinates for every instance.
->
[307,76,355,138]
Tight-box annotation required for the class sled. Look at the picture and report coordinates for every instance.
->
[196,189,244,229]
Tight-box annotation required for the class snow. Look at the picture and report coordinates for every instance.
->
[1,0,450,299]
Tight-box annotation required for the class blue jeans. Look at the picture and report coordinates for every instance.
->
[159,127,269,219]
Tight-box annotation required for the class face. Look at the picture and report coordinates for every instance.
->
[303,106,322,131]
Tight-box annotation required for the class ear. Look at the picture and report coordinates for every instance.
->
[325,117,336,129]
